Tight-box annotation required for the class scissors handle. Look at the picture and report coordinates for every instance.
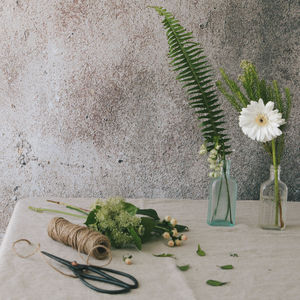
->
[74,265,138,294]
[88,265,139,289]
[76,272,131,294]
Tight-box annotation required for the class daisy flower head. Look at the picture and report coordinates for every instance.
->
[239,98,285,142]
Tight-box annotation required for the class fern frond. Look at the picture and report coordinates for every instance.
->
[151,6,231,156]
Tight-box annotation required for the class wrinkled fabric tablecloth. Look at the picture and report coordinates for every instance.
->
[1,198,300,300]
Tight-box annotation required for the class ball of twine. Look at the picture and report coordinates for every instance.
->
[48,217,111,260]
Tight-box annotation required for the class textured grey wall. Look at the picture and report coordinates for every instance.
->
[0,0,299,236]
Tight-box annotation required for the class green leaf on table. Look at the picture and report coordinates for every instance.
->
[177,264,190,271]
[129,227,142,250]
[153,253,175,258]
[196,244,206,256]
[123,202,138,216]
[230,253,239,257]
[218,264,234,270]
[136,208,160,220]
[206,280,229,286]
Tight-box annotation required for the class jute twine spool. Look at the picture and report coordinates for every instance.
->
[47,217,111,260]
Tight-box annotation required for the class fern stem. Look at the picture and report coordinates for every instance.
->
[46,200,89,215]
[212,176,223,220]
[224,171,233,224]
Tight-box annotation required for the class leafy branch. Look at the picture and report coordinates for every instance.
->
[217,61,292,164]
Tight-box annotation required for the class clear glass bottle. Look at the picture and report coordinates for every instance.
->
[259,165,288,230]
[207,160,237,226]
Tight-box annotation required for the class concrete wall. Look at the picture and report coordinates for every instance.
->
[0,0,299,236]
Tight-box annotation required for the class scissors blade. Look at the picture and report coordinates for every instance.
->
[41,251,73,268]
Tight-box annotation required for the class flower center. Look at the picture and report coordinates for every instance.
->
[255,113,268,126]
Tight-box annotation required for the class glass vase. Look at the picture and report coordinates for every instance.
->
[259,165,288,230]
[207,160,237,226]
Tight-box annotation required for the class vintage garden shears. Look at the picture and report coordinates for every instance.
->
[41,251,139,294]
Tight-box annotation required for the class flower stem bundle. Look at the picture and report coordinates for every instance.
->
[29,197,188,250]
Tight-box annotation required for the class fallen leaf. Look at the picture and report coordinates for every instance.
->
[218,264,234,270]
[196,244,206,256]
[153,253,175,258]
[177,264,190,271]
[206,280,229,286]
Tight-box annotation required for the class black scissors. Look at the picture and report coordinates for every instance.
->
[41,251,138,294]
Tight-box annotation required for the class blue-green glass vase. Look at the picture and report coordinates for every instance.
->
[207,159,237,226]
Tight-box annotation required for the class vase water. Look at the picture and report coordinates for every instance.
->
[259,165,287,230]
[207,160,237,226]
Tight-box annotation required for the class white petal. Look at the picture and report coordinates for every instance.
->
[256,128,263,142]
[257,99,265,110]
[258,98,264,104]
[265,101,274,112]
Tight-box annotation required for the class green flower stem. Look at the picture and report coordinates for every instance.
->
[212,161,233,224]
[65,205,89,215]
[272,140,283,227]
[153,225,169,234]
[224,172,233,224]
[46,200,89,215]
[212,176,223,220]
[28,206,86,219]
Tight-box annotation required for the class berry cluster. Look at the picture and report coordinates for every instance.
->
[162,216,188,247]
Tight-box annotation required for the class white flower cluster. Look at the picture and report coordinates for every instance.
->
[162,216,187,247]
[198,143,207,155]
[199,143,223,178]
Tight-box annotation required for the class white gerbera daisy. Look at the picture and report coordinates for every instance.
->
[239,98,285,142]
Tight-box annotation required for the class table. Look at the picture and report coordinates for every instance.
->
[1,198,300,300]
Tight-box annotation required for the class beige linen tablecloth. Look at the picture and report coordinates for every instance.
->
[1,198,300,300]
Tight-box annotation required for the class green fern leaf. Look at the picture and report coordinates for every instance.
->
[151,6,231,156]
